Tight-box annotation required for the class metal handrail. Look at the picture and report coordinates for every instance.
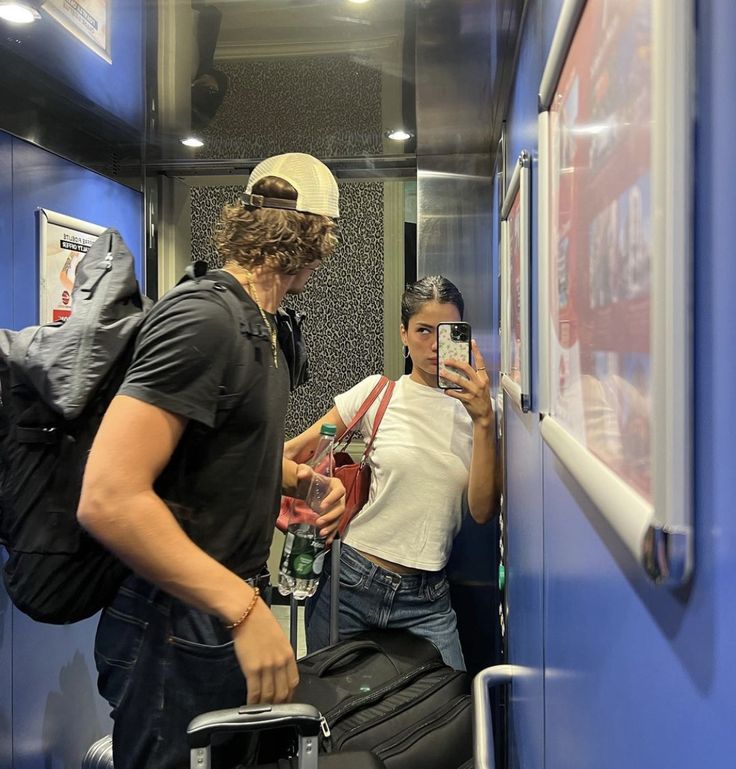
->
[473,664,515,769]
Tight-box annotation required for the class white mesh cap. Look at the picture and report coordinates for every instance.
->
[245,152,339,218]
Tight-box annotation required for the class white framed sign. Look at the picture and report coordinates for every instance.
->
[500,151,532,413]
[537,0,693,584]
[44,0,112,63]
[37,208,106,324]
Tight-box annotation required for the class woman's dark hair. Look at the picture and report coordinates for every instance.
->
[401,275,464,327]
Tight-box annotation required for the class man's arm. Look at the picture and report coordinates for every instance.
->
[78,394,299,705]
[283,405,347,463]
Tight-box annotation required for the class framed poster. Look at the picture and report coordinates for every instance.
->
[537,0,693,584]
[44,0,112,63]
[500,151,531,413]
[493,128,507,409]
[37,209,106,324]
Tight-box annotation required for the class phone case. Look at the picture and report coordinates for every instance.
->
[437,322,472,389]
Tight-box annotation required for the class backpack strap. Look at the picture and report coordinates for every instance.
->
[169,266,271,344]
[159,265,272,427]
[180,263,310,392]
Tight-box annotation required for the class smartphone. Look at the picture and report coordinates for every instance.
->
[437,322,472,389]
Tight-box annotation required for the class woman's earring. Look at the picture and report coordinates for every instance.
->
[403,345,409,359]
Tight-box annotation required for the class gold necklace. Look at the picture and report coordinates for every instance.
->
[245,278,279,368]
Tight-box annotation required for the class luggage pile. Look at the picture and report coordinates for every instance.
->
[85,629,474,769]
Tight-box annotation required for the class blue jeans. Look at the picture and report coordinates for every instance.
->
[94,574,271,769]
[306,544,466,671]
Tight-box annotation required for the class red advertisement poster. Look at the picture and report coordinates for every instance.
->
[548,0,652,501]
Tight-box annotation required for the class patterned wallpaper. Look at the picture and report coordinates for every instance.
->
[200,54,383,159]
[190,181,385,437]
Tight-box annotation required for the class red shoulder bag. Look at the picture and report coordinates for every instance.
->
[278,377,395,536]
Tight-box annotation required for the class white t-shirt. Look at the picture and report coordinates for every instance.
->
[335,374,473,571]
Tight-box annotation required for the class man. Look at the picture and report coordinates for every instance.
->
[191,2,229,131]
[78,152,345,769]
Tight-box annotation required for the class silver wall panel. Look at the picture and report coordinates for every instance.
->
[415,0,497,361]
[417,155,494,339]
[414,1,503,687]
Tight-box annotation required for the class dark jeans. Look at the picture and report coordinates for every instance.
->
[95,574,271,769]
[306,544,466,671]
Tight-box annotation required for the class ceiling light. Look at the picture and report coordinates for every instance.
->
[181,137,204,148]
[0,1,41,23]
[348,0,371,4]
[387,129,413,142]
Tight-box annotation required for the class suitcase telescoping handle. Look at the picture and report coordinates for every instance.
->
[299,638,395,678]
[472,665,515,769]
[188,703,323,769]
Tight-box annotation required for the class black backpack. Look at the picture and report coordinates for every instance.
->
[0,230,263,624]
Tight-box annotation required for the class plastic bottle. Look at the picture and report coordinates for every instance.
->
[278,423,336,599]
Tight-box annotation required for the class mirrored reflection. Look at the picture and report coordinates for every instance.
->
[151,0,416,171]
[0,0,416,182]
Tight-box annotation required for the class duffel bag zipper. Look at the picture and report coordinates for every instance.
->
[373,695,471,759]
[329,669,467,751]
[323,659,445,729]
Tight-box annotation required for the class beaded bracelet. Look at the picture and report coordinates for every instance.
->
[225,587,260,631]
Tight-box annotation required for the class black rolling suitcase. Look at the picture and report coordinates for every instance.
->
[293,629,473,769]
[84,546,473,768]
[83,634,472,769]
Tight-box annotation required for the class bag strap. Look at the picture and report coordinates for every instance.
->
[359,379,395,464]
[336,376,391,453]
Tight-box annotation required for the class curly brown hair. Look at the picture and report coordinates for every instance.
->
[214,176,338,274]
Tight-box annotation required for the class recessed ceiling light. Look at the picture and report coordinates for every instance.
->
[387,129,413,142]
[348,0,371,4]
[0,1,40,23]
[181,137,204,148]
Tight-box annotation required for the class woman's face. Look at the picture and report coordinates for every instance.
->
[401,300,462,387]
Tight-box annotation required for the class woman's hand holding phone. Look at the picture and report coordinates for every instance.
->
[439,339,493,428]
[437,322,472,389]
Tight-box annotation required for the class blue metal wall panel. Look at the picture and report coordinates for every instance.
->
[506,4,542,195]
[504,405,544,769]
[11,137,143,330]
[542,0,736,766]
[501,0,736,767]
[12,614,111,769]
[3,0,144,129]
[502,5,546,769]
[7,133,142,769]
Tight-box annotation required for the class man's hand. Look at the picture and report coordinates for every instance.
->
[294,464,346,543]
[232,597,299,704]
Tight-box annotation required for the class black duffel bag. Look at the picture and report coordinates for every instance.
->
[294,630,473,769]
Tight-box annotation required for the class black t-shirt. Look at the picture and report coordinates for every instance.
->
[118,271,290,578]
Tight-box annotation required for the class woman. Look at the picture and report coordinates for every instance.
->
[284,276,499,670]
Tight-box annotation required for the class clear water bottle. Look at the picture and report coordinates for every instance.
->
[278,424,336,598]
